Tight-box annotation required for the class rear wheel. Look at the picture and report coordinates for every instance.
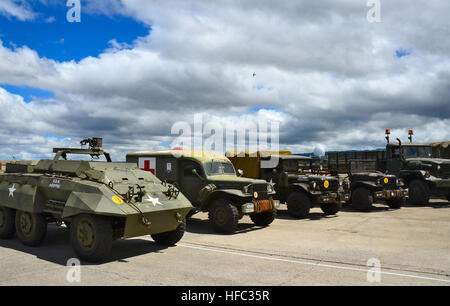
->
[409,180,430,205]
[152,219,186,245]
[250,210,276,226]
[321,202,341,215]
[208,199,239,234]
[386,197,405,209]
[287,192,311,219]
[0,207,16,239]
[70,214,113,262]
[351,187,373,212]
[15,211,47,246]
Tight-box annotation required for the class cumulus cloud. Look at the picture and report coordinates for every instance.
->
[0,0,36,21]
[0,0,449,160]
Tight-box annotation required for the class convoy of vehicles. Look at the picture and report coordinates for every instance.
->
[226,151,347,218]
[126,150,279,234]
[0,132,448,260]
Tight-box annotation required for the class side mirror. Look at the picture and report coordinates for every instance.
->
[237,169,244,177]
[191,169,204,180]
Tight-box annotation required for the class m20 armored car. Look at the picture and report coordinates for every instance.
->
[0,138,193,262]
[126,150,279,234]
[227,151,346,218]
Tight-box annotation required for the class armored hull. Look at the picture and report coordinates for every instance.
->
[0,140,193,262]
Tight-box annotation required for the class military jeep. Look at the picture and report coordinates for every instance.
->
[227,151,346,219]
[126,150,279,234]
[328,152,408,211]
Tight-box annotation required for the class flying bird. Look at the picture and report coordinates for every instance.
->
[253,72,256,77]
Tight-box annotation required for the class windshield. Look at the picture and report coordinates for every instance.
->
[204,160,236,176]
[403,146,432,158]
[282,160,300,172]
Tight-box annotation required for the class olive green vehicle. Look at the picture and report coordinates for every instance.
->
[126,150,279,234]
[0,138,192,262]
[227,151,347,218]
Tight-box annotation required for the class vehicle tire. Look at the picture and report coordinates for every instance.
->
[208,199,239,234]
[409,180,430,205]
[15,211,47,246]
[386,197,405,209]
[321,202,341,215]
[351,187,373,212]
[446,194,450,202]
[0,207,16,239]
[250,210,276,226]
[152,219,186,245]
[287,192,311,219]
[70,214,113,262]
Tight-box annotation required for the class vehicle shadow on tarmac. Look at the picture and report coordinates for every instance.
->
[0,224,169,266]
[275,208,339,221]
[186,216,268,235]
[340,198,449,213]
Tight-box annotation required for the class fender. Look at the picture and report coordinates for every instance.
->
[351,181,379,191]
[198,184,252,211]
[290,182,310,194]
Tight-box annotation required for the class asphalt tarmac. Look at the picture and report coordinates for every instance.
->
[0,199,449,286]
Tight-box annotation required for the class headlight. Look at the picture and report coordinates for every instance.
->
[241,203,255,213]
[339,180,343,187]
[310,181,317,189]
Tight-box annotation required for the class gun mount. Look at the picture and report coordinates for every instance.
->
[52,137,112,162]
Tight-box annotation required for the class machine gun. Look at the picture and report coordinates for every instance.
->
[53,137,112,162]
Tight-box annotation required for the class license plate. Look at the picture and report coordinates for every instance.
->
[253,199,274,213]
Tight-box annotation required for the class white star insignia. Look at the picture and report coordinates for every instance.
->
[8,184,16,198]
[268,179,276,188]
[144,194,163,206]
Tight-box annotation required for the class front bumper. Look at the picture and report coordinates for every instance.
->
[241,198,280,214]
[374,188,408,200]
[313,192,340,205]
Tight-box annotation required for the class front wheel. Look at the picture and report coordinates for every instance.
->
[321,203,341,215]
[152,220,186,245]
[250,210,276,226]
[70,214,113,262]
[0,207,16,239]
[208,199,239,234]
[15,211,47,246]
[351,187,373,212]
[286,192,311,219]
[409,180,430,205]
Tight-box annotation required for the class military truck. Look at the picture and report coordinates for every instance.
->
[381,130,450,204]
[126,150,279,234]
[226,151,348,218]
[328,150,408,211]
[0,138,193,262]
[329,130,450,205]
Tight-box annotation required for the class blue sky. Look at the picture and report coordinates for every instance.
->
[0,1,149,63]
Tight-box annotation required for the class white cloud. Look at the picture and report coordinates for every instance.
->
[0,0,36,21]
